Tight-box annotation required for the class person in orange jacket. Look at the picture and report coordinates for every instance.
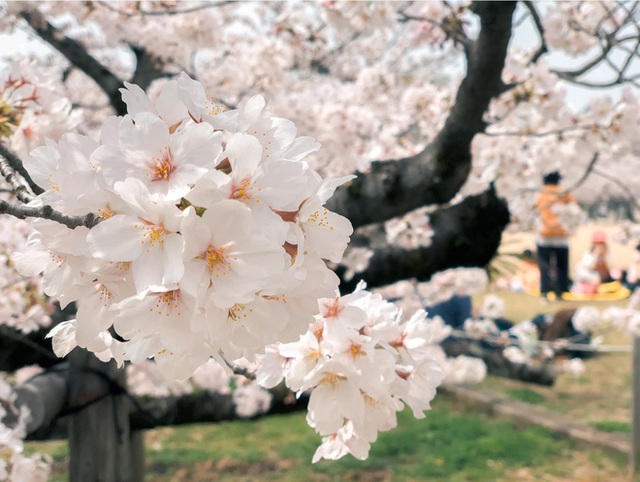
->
[535,171,576,300]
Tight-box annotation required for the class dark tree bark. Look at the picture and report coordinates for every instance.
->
[339,187,510,291]
[20,367,307,438]
[67,350,141,482]
[130,385,307,431]
[0,303,73,372]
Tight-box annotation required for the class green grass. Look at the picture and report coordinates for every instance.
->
[507,388,546,404]
[28,396,629,482]
[589,420,631,433]
[147,405,575,481]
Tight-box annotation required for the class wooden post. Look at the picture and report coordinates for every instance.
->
[68,348,141,482]
[631,337,640,477]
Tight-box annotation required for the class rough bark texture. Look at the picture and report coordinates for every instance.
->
[339,187,510,291]
[14,367,67,434]
[67,350,141,482]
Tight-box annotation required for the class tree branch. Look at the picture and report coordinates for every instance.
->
[0,143,43,196]
[0,303,74,373]
[96,1,236,17]
[338,187,510,291]
[218,351,256,380]
[129,47,173,92]
[328,2,516,229]
[0,199,101,229]
[0,153,35,204]
[522,0,548,64]
[19,8,128,116]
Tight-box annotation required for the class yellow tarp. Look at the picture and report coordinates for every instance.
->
[528,281,632,301]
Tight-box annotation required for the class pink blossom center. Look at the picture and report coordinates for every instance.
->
[204,245,233,276]
[149,146,176,182]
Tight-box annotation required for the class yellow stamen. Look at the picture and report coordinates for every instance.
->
[149,146,176,182]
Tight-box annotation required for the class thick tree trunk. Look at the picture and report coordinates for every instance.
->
[68,349,141,482]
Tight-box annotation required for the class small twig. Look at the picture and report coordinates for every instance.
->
[398,11,472,55]
[484,124,594,138]
[96,0,235,17]
[523,1,548,64]
[0,199,101,229]
[563,151,599,194]
[592,167,640,212]
[0,154,35,204]
[218,351,256,380]
[0,143,43,195]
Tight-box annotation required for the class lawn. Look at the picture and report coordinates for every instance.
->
[27,395,630,482]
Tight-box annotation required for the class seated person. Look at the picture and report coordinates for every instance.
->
[426,294,514,331]
[531,308,593,359]
[573,230,613,294]
[425,294,472,329]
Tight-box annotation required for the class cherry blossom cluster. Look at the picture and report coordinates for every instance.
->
[0,61,80,158]
[370,269,488,322]
[13,73,354,380]
[256,284,445,462]
[543,2,621,56]
[339,247,374,282]
[384,207,434,250]
[0,378,50,481]
[421,314,487,385]
[0,216,53,334]
[554,297,640,341]
[320,1,398,38]
[13,1,456,180]
[611,221,640,245]
[501,320,547,364]
[6,1,640,242]
[599,290,640,336]
[415,267,489,307]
